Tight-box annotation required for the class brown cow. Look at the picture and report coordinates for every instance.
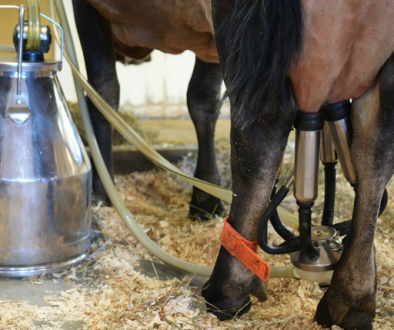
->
[205,1,394,329]
[74,0,394,329]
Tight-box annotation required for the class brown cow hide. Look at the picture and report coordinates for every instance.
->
[87,0,218,63]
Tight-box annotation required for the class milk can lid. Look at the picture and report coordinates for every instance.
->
[0,57,61,73]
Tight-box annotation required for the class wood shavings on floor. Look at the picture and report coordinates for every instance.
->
[0,143,393,330]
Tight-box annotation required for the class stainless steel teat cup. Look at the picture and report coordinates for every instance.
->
[324,101,356,184]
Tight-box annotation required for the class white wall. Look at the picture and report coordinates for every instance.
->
[56,0,228,118]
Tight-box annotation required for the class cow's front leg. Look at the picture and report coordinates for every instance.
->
[202,90,297,320]
[73,0,119,202]
[187,57,225,220]
[315,54,394,330]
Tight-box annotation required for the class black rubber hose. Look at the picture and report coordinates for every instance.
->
[271,179,279,198]
[270,209,296,241]
[321,162,337,226]
[379,189,388,217]
[257,186,301,255]
[333,220,351,236]
[298,201,320,261]
[269,179,296,241]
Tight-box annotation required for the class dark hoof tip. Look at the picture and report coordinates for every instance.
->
[315,293,374,330]
[189,200,225,221]
[208,299,252,321]
[202,281,252,321]
[339,309,373,330]
[314,293,334,328]
[92,195,112,207]
[188,212,213,221]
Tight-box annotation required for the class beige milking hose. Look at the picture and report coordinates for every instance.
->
[48,0,298,280]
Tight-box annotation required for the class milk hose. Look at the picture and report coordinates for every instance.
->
[257,175,304,255]
[50,0,299,279]
[269,179,296,241]
[321,162,337,226]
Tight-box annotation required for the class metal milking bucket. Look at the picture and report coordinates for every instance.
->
[0,3,91,277]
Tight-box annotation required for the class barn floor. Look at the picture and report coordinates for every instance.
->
[0,259,207,330]
[0,122,393,329]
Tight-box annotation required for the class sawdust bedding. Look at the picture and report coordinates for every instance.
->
[0,142,393,330]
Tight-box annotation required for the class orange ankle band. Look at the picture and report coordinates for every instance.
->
[221,216,271,282]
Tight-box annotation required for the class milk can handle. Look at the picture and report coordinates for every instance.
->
[0,5,65,94]
[40,12,64,67]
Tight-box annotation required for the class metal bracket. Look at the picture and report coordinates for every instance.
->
[6,96,31,125]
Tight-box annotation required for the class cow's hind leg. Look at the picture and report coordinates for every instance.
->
[206,0,302,318]
[73,0,119,202]
[202,84,297,319]
[187,57,225,219]
[315,53,394,330]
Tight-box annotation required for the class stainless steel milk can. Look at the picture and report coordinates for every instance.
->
[0,4,91,277]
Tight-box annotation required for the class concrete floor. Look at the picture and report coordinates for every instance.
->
[0,260,207,329]
[0,277,72,307]
[0,277,83,329]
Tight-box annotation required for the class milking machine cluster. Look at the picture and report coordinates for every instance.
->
[257,101,388,284]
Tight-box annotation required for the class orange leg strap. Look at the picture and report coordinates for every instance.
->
[221,216,271,282]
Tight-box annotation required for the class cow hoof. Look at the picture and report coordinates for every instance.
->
[92,195,112,207]
[314,291,374,330]
[202,281,252,321]
[92,181,113,206]
[189,197,225,221]
[92,187,112,206]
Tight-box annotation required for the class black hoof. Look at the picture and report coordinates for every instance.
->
[339,310,373,330]
[189,197,225,221]
[92,195,112,207]
[314,293,335,329]
[92,185,112,206]
[315,293,374,330]
[202,281,252,321]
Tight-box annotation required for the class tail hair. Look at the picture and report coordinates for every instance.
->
[220,0,303,128]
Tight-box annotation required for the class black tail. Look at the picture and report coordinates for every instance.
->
[220,0,303,129]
